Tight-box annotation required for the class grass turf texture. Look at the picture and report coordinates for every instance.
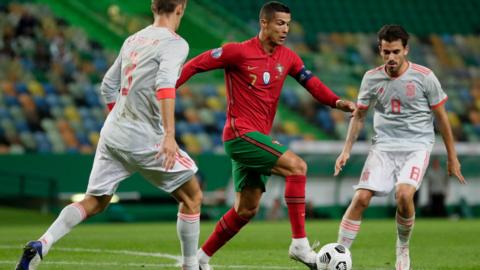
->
[1,208,479,269]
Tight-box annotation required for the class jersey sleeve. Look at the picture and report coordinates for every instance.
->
[176,42,242,88]
[424,72,448,109]
[155,38,189,99]
[288,52,305,76]
[287,51,339,108]
[100,51,122,105]
[357,73,374,109]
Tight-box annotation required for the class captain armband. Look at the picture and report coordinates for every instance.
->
[295,67,313,86]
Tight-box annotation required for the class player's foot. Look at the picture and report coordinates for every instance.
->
[15,241,43,270]
[288,241,318,270]
[199,262,213,270]
[395,245,410,270]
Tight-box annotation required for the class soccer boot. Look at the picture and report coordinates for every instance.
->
[15,241,43,270]
[288,241,318,270]
[395,244,410,270]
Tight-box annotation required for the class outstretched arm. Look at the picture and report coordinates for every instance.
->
[334,108,367,176]
[290,56,355,112]
[176,44,242,88]
[432,104,466,184]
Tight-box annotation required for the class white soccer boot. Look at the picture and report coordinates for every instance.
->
[198,262,213,270]
[288,240,318,270]
[395,244,410,270]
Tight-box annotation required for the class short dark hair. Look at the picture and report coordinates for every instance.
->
[151,0,186,15]
[259,1,290,21]
[377,25,410,47]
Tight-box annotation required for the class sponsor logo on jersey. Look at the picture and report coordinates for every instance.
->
[378,87,384,95]
[263,71,270,85]
[211,47,223,59]
[247,65,258,71]
[406,82,416,98]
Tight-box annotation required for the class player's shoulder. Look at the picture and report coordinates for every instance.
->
[410,62,432,76]
[362,65,385,82]
[365,65,385,76]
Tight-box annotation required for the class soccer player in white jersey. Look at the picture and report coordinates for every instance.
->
[16,1,203,270]
[333,25,466,270]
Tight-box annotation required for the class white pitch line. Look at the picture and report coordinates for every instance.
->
[0,245,303,269]
[0,260,178,268]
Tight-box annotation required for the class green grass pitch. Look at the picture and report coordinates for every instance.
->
[1,208,479,269]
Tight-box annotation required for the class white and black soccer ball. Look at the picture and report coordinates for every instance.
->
[316,243,352,270]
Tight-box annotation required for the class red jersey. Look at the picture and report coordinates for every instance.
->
[177,36,339,141]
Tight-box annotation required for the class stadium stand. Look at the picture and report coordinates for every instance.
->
[1,1,479,220]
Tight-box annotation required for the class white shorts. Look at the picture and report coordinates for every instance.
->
[354,149,430,196]
[86,139,198,196]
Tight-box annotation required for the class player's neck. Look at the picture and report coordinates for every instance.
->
[386,61,409,78]
[258,31,277,54]
[152,15,178,32]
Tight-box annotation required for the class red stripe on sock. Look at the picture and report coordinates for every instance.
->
[201,208,249,256]
[285,175,307,238]
[341,222,360,231]
[72,203,87,220]
[178,213,200,222]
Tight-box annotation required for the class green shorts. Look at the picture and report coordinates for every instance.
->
[224,132,288,192]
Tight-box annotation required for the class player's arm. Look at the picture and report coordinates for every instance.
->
[426,72,466,184]
[176,43,242,88]
[334,73,373,176]
[334,107,368,176]
[432,104,466,184]
[154,39,189,170]
[289,54,355,112]
[100,52,122,112]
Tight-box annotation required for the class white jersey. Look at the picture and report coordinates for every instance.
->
[357,62,447,151]
[100,25,189,151]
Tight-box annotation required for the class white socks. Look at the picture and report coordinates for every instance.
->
[39,203,87,256]
[338,217,361,249]
[177,212,200,269]
[396,212,415,247]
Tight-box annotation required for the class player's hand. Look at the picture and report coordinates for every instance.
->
[155,134,178,171]
[336,99,356,113]
[447,157,466,184]
[334,151,350,176]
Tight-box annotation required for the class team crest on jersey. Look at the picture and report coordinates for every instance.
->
[377,87,384,95]
[276,63,284,75]
[211,47,223,59]
[406,82,416,97]
[263,72,271,85]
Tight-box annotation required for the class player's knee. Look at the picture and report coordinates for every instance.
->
[286,157,308,176]
[396,190,413,206]
[236,206,258,220]
[352,192,372,210]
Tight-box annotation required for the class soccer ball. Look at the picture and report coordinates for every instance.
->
[316,243,352,270]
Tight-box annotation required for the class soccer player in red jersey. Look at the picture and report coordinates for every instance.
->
[176,2,355,269]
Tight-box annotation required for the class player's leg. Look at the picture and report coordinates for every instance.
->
[16,141,131,270]
[337,189,373,248]
[198,186,262,268]
[271,151,318,268]
[338,149,396,249]
[136,146,201,270]
[171,176,203,270]
[394,150,429,270]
